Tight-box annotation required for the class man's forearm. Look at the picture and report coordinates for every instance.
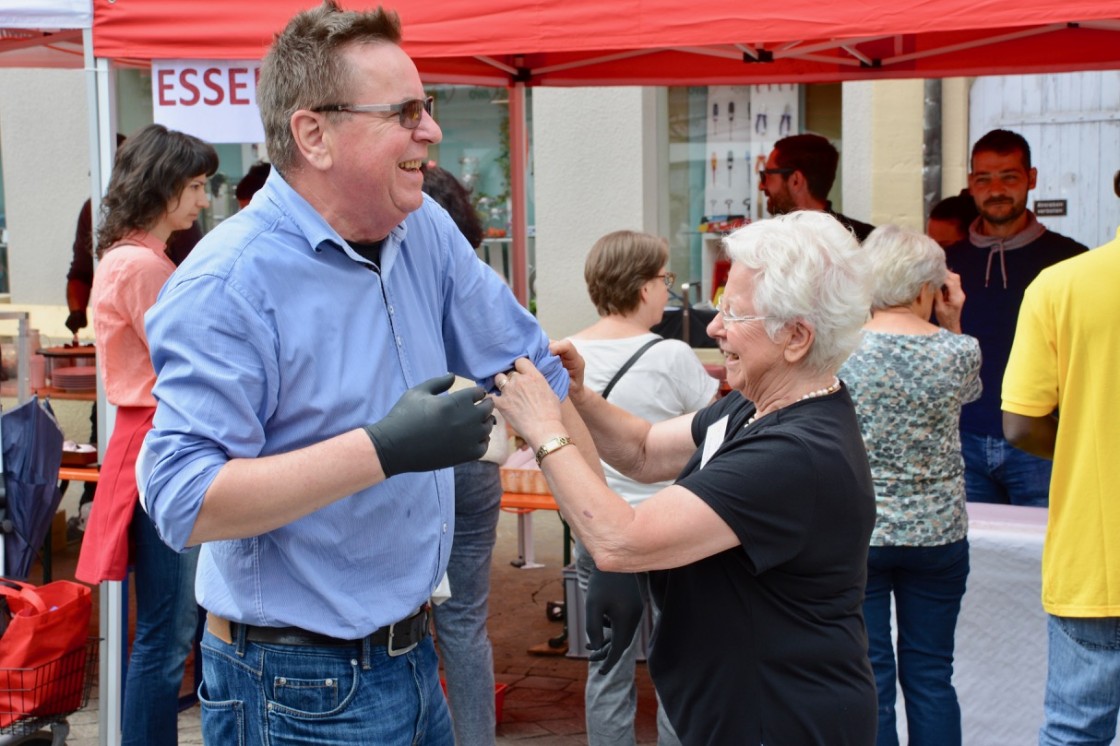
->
[187,428,385,545]
[1003,410,1057,460]
[66,278,91,313]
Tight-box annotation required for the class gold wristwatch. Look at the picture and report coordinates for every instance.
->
[534,436,573,466]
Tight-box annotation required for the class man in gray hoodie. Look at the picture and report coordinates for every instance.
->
[944,128,1086,507]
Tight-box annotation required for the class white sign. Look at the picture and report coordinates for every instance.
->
[152,60,264,144]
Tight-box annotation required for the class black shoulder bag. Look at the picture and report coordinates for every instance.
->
[600,337,665,400]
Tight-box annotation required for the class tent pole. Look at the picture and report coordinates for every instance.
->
[87,34,124,746]
[508,82,529,306]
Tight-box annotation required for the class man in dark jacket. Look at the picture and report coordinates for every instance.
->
[759,133,875,241]
[945,128,1087,507]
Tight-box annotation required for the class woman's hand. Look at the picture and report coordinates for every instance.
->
[935,271,965,333]
[493,357,566,446]
[549,339,589,405]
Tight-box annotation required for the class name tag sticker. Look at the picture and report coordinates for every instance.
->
[700,415,729,469]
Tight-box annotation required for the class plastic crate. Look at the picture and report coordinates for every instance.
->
[439,679,511,724]
[499,467,550,495]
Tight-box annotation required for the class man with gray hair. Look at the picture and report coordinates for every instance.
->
[138,2,594,743]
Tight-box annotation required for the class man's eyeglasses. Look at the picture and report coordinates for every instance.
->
[311,97,434,129]
[653,271,677,289]
[758,167,795,181]
[718,299,773,325]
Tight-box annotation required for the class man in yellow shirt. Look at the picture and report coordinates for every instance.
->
[1002,174,1120,745]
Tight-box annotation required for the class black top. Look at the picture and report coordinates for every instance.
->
[649,389,877,745]
[826,202,875,243]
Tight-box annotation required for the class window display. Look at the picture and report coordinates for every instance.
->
[669,85,801,307]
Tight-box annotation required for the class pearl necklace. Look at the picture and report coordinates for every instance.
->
[746,377,841,427]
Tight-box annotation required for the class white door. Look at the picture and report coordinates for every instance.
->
[970,72,1120,249]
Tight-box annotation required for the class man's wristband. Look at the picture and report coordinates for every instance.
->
[535,435,573,466]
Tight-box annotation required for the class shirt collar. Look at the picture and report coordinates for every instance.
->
[118,230,168,253]
[261,167,408,275]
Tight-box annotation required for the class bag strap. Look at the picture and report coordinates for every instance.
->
[0,579,49,613]
[601,337,665,401]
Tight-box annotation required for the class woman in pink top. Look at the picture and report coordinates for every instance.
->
[76,123,217,746]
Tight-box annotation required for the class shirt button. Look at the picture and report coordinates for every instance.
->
[388,305,394,314]
[442,523,448,533]
[396,336,403,346]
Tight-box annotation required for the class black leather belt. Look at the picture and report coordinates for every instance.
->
[208,605,430,657]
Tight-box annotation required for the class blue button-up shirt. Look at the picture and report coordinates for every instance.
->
[140,170,567,637]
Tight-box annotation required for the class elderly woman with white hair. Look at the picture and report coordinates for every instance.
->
[493,211,878,745]
[839,224,980,746]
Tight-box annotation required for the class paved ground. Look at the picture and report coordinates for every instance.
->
[25,506,660,744]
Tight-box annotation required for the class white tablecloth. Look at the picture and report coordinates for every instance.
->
[892,504,1049,743]
[957,503,1050,744]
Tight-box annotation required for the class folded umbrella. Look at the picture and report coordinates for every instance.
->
[1,398,65,579]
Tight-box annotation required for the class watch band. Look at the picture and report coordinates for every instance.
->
[534,436,573,466]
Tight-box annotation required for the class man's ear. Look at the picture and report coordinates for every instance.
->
[291,110,333,171]
[783,319,815,364]
[1027,167,1038,191]
[788,170,810,201]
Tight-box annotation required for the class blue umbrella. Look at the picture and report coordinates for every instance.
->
[1,398,64,579]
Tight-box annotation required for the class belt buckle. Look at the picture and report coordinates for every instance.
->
[386,610,422,658]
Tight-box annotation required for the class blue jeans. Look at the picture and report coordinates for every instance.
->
[864,539,969,746]
[575,542,680,746]
[1040,615,1120,745]
[123,502,200,746]
[432,460,502,745]
[960,430,1052,507]
[199,629,453,745]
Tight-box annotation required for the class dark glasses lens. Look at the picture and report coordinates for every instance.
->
[400,97,434,129]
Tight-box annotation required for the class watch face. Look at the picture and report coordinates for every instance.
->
[535,436,572,465]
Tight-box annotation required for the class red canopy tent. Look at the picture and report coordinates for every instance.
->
[88,0,1120,303]
[93,0,1120,85]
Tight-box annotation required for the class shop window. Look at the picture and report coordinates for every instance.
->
[427,85,530,286]
[667,85,804,308]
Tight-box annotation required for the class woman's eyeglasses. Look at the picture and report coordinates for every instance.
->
[311,97,434,129]
[653,272,676,289]
[718,299,773,325]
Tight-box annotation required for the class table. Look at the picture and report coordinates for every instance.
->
[894,503,1055,744]
[500,491,566,569]
[34,385,96,402]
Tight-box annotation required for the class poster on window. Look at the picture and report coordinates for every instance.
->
[703,84,799,224]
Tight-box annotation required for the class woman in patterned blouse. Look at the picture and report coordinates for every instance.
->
[840,224,981,746]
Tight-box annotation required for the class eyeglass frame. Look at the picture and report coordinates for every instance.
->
[652,271,677,289]
[310,96,434,129]
[717,298,775,325]
[758,167,795,182]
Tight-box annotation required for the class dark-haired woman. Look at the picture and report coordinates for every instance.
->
[76,123,218,746]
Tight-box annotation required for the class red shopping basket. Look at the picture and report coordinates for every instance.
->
[0,578,94,733]
[0,637,98,737]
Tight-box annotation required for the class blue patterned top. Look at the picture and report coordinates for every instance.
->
[840,329,981,546]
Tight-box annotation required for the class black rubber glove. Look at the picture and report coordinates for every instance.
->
[65,310,88,334]
[364,373,495,478]
[585,567,644,675]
